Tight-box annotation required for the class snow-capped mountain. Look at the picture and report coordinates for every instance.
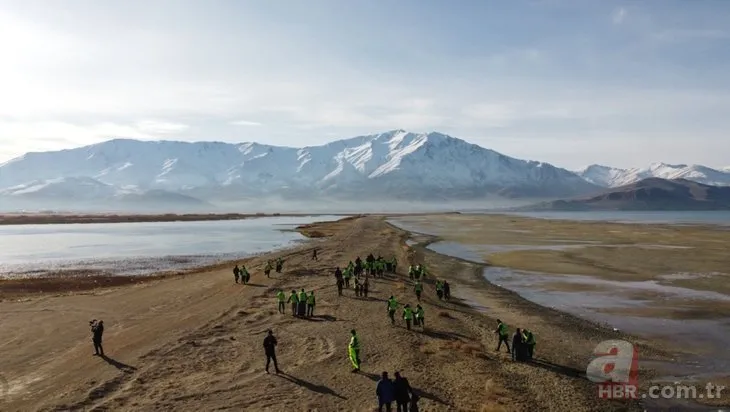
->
[577,163,730,188]
[0,176,208,210]
[0,130,600,204]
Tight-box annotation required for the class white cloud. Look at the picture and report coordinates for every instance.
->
[612,7,627,25]
[230,120,263,126]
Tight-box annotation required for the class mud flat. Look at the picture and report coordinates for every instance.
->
[390,214,730,398]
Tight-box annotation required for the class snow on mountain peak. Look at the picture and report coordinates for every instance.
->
[577,162,730,187]
[0,130,600,202]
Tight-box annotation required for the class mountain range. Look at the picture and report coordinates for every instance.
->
[0,129,727,211]
[576,163,730,188]
[521,178,730,211]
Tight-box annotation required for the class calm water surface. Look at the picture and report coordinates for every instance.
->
[0,215,343,277]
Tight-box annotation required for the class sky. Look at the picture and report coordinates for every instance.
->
[0,0,729,170]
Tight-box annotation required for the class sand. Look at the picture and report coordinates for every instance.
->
[0,216,693,411]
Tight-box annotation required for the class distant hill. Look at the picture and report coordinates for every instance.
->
[576,163,730,188]
[519,178,730,211]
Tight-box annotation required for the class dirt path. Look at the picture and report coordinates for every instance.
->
[1,216,656,411]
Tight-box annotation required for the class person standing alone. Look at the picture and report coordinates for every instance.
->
[263,329,281,374]
[90,319,104,356]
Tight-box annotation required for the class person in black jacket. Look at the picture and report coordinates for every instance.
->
[335,267,344,296]
[90,319,104,356]
[393,371,413,412]
[263,329,280,374]
[512,328,526,362]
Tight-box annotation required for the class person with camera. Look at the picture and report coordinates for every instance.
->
[90,319,104,356]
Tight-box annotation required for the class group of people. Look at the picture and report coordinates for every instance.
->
[234,257,285,283]
[334,265,370,297]
[494,319,536,361]
[387,296,425,330]
[232,264,250,284]
[376,371,420,412]
[276,288,317,317]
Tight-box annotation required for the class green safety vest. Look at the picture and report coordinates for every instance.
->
[276,291,285,302]
[415,308,424,318]
[349,335,359,349]
[436,281,443,291]
[498,323,508,336]
[299,292,307,302]
[307,294,315,304]
[403,307,413,320]
[525,331,535,344]
[414,283,422,292]
[289,293,298,303]
[388,298,398,311]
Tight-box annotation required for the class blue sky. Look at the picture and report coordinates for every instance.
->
[0,0,729,169]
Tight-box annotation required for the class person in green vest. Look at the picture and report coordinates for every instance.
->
[344,268,352,288]
[419,264,427,279]
[275,257,284,273]
[494,319,510,353]
[435,280,444,300]
[276,289,286,314]
[241,265,250,284]
[348,329,361,372]
[523,329,536,359]
[386,295,398,324]
[354,276,361,297]
[403,304,413,330]
[298,289,307,304]
[414,281,423,302]
[264,260,273,278]
[306,291,316,317]
[415,304,425,328]
[408,265,415,280]
[287,290,298,316]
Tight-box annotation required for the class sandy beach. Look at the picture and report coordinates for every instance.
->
[0,215,721,411]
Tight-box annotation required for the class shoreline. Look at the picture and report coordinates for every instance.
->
[1,215,726,410]
[0,212,348,226]
[0,211,459,226]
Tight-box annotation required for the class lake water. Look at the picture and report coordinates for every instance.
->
[0,215,343,278]
[483,210,730,225]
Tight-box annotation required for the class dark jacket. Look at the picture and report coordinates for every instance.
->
[376,378,395,403]
[263,335,277,355]
[393,376,411,401]
[92,323,103,341]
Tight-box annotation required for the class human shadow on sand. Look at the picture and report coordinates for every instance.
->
[528,359,584,378]
[421,329,471,341]
[242,283,266,288]
[301,315,339,322]
[276,373,347,399]
[100,355,137,374]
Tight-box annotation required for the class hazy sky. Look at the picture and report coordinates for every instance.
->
[1,0,729,170]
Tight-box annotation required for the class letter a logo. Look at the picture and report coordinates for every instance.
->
[586,339,638,385]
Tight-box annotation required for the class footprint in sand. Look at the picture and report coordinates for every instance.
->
[299,336,336,362]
